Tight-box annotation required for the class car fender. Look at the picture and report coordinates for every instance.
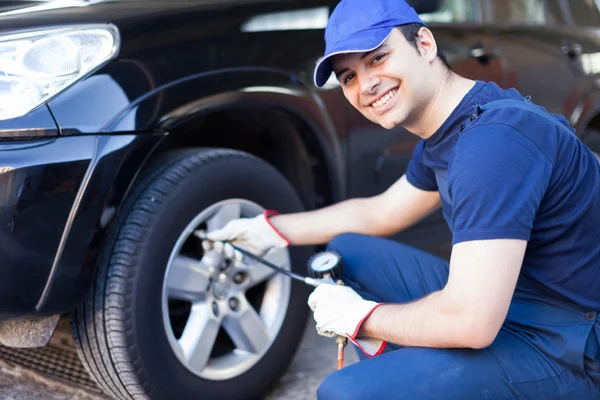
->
[34,133,166,314]
[49,66,345,201]
[103,67,345,199]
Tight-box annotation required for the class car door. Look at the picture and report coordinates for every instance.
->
[344,0,502,258]
[547,0,600,136]
[481,0,585,119]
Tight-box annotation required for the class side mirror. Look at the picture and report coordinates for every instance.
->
[407,0,441,14]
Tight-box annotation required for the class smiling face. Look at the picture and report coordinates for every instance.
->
[332,27,441,131]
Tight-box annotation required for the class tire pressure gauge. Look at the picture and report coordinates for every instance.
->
[307,250,348,370]
[307,251,343,280]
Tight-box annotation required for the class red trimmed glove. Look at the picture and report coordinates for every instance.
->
[204,210,289,258]
[308,282,387,357]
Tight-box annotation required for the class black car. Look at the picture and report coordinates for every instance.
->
[0,0,599,399]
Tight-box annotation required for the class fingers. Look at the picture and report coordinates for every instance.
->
[206,240,244,263]
[206,228,228,241]
[201,239,213,252]
[196,229,243,262]
[307,285,327,312]
[205,218,247,242]
[307,283,329,310]
[316,327,337,338]
[307,292,317,312]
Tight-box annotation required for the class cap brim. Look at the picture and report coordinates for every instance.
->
[314,26,393,88]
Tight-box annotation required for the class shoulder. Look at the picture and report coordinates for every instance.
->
[457,100,569,164]
[452,120,552,171]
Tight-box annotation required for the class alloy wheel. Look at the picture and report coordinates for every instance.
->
[161,199,292,380]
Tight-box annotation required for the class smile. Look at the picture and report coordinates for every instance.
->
[371,88,398,109]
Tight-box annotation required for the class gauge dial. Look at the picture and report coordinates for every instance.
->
[307,251,343,279]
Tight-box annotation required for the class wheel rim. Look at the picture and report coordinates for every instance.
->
[161,199,292,380]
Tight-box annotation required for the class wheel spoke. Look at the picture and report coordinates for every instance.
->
[167,255,212,300]
[246,249,287,289]
[207,203,242,232]
[180,304,221,372]
[222,296,270,354]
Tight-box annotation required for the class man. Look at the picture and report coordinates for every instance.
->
[205,0,600,398]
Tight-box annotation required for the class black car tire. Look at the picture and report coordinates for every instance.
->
[70,148,311,400]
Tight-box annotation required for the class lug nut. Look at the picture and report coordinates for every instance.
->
[233,272,247,284]
[212,301,219,317]
[229,297,239,311]
[220,259,231,271]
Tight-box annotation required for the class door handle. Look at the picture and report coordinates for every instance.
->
[561,43,582,58]
[469,42,493,64]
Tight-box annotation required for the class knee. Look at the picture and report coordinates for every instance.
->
[326,233,364,255]
[316,368,365,400]
[326,233,366,282]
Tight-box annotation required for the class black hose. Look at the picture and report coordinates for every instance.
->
[227,242,315,285]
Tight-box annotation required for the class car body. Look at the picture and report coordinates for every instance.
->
[0,0,599,398]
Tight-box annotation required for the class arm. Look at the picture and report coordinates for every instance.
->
[271,175,441,246]
[308,123,550,352]
[360,124,550,349]
[359,238,526,349]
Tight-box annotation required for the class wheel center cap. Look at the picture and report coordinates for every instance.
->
[212,273,231,300]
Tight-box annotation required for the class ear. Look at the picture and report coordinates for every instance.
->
[415,27,438,64]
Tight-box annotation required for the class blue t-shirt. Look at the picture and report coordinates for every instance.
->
[406,80,600,371]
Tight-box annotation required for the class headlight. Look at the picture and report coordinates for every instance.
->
[0,24,120,120]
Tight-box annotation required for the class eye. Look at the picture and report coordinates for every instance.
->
[370,53,387,65]
[343,73,356,85]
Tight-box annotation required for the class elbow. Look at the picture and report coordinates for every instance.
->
[459,317,500,349]
[439,291,504,349]
[467,332,497,350]
[441,291,504,349]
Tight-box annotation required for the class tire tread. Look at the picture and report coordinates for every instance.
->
[70,149,256,399]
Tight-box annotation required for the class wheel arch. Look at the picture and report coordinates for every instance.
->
[105,67,346,207]
[38,69,345,315]
[158,106,335,212]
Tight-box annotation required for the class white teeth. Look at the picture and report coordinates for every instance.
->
[372,89,397,109]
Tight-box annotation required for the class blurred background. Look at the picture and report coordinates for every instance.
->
[1,0,600,399]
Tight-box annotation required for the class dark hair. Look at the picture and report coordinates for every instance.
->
[396,23,452,70]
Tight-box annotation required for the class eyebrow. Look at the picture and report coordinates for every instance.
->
[334,44,390,78]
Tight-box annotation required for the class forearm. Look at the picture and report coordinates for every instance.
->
[269,198,376,246]
[359,291,492,349]
[270,176,441,246]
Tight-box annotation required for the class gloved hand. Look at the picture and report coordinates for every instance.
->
[308,283,386,357]
[202,210,290,258]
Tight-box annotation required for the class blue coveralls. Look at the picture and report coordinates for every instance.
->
[317,234,600,399]
[317,82,600,399]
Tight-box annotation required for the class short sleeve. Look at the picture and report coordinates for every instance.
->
[448,124,552,245]
[406,140,438,191]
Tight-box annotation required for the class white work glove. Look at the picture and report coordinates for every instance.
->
[203,210,290,258]
[308,283,386,357]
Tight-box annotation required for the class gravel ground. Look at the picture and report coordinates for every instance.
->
[0,361,103,400]
[0,317,359,400]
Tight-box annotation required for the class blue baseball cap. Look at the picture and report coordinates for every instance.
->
[314,0,426,87]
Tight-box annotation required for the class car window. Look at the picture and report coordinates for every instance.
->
[418,0,477,23]
[241,6,330,32]
[489,0,546,24]
[568,0,600,27]
[546,0,568,25]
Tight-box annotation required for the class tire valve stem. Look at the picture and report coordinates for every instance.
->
[336,334,348,370]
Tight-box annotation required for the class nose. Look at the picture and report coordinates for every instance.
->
[359,71,381,98]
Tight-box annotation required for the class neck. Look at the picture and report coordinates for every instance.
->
[407,71,476,139]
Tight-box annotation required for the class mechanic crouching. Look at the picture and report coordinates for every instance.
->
[204,0,600,398]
